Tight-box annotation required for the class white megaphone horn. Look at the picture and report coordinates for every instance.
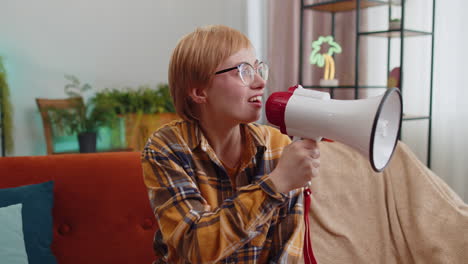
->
[265,85,403,172]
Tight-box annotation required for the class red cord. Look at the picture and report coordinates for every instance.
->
[303,188,318,264]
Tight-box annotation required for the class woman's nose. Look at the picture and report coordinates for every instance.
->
[251,71,266,89]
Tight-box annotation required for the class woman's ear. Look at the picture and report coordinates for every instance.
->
[189,87,207,104]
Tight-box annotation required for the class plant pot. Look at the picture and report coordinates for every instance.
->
[124,113,179,151]
[389,21,401,30]
[78,132,97,153]
[319,79,339,87]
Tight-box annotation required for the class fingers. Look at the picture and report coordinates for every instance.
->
[310,156,320,178]
[293,138,321,169]
[302,150,320,179]
[284,138,322,182]
[311,158,320,168]
[299,138,318,149]
[310,148,320,159]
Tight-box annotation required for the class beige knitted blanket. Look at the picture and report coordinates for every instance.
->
[306,141,468,264]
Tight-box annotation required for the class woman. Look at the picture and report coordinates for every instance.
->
[142,25,320,263]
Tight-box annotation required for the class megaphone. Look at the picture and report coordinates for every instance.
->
[265,85,402,172]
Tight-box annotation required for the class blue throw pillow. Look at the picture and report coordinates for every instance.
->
[0,203,29,264]
[0,181,57,264]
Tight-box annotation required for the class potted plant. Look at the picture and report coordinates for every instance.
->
[0,56,14,156]
[48,75,118,153]
[389,18,402,30]
[93,83,178,151]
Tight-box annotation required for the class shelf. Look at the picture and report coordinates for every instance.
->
[299,0,435,167]
[402,115,430,121]
[303,0,391,13]
[359,29,432,37]
[303,85,387,89]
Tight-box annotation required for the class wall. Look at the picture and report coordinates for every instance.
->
[0,0,247,156]
[2,0,466,201]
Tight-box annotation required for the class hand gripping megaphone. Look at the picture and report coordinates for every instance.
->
[265,85,402,172]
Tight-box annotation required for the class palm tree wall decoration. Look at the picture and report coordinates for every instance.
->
[309,36,342,86]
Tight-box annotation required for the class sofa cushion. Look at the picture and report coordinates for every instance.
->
[0,181,57,264]
[0,152,157,264]
[0,203,29,264]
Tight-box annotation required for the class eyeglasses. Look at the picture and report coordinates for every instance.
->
[215,62,269,86]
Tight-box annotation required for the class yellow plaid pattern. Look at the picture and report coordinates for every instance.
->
[142,120,305,263]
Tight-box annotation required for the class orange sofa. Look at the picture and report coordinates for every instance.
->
[0,152,157,264]
[3,142,466,263]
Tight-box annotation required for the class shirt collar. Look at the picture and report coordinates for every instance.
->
[186,121,267,152]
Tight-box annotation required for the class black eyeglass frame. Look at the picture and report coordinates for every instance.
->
[215,66,239,75]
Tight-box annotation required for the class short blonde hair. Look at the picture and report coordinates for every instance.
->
[168,25,252,121]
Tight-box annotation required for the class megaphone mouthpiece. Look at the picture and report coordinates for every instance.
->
[265,91,293,134]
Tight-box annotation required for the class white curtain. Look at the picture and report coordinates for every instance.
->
[432,0,468,201]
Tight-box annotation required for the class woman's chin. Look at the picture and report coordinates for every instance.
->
[232,110,262,124]
[245,113,262,123]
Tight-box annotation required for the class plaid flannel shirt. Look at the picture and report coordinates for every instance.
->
[142,120,305,263]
